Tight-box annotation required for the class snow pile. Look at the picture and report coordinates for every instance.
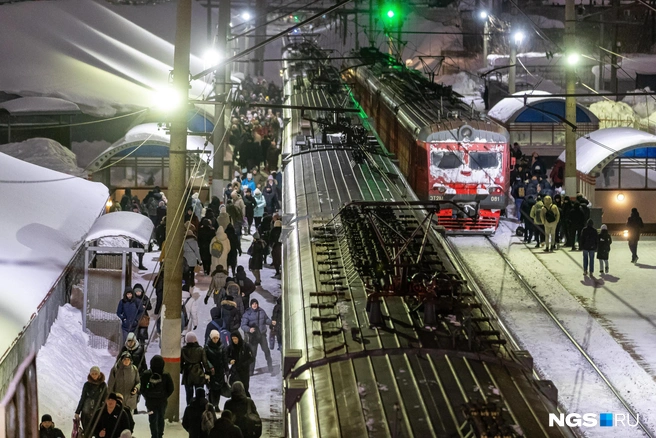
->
[639,112,656,133]
[588,101,638,129]
[0,138,85,176]
[622,89,656,118]
[439,72,481,96]
[37,304,116,427]
[487,90,552,123]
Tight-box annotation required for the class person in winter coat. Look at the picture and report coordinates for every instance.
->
[253,189,266,231]
[226,281,245,316]
[208,196,222,218]
[182,388,209,438]
[550,159,565,188]
[257,214,272,246]
[627,207,644,263]
[181,332,213,405]
[235,266,255,309]
[560,196,572,247]
[156,201,167,229]
[227,332,254,393]
[241,299,273,374]
[567,201,586,250]
[120,189,133,212]
[108,352,141,412]
[218,205,231,231]
[597,224,612,275]
[229,192,246,236]
[530,151,547,177]
[220,295,242,332]
[540,195,560,252]
[205,265,229,306]
[248,233,268,286]
[201,403,218,438]
[39,414,65,438]
[223,382,259,438]
[183,229,202,288]
[263,185,279,215]
[241,173,256,193]
[210,227,231,274]
[252,168,267,189]
[153,267,164,315]
[209,409,243,438]
[132,284,152,345]
[205,330,229,406]
[553,194,564,245]
[155,217,167,249]
[113,394,135,433]
[243,188,256,235]
[191,192,203,222]
[116,288,139,344]
[140,355,174,438]
[225,224,240,276]
[75,366,107,432]
[182,289,201,335]
[579,219,599,276]
[270,297,282,351]
[529,197,544,248]
[511,177,526,221]
[198,219,216,275]
[93,393,132,438]
[119,333,147,375]
[269,220,282,278]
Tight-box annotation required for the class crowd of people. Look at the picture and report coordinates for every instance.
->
[55,76,287,438]
[509,143,646,275]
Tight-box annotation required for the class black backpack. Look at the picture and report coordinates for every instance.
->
[181,297,192,329]
[145,372,166,399]
[244,400,262,438]
[545,205,556,223]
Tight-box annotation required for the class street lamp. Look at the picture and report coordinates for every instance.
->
[203,48,222,69]
[508,30,524,94]
[479,11,490,67]
[567,52,580,65]
[242,12,251,21]
[152,87,183,112]
[513,31,525,45]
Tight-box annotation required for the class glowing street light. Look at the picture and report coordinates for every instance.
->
[479,11,488,19]
[203,48,222,68]
[242,12,251,21]
[152,87,183,112]
[513,31,524,45]
[567,52,580,65]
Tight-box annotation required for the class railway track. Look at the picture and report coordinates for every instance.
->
[446,230,655,437]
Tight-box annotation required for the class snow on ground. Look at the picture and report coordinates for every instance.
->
[438,72,485,110]
[0,138,85,176]
[450,221,656,436]
[38,232,283,437]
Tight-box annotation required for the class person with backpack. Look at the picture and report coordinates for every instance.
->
[580,219,599,276]
[93,393,132,438]
[205,265,229,306]
[627,207,644,263]
[540,195,560,252]
[209,409,243,438]
[181,332,213,405]
[241,299,273,375]
[247,234,268,287]
[235,266,255,310]
[201,403,217,438]
[210,226,231,274]
[597,224,612,275]
[182,388,209,438]
[223,382,261,438]
[529,196,544,249]
[205,330,230,406]
[140,355,174,438]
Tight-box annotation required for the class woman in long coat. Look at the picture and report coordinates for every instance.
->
[210,226,231,273]
[108,352,141,411]
[75,366,107,431]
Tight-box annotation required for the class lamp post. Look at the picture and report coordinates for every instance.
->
[479,11,489,67]
[508,30,523,94]
[212,0,230,200]
[564,0,578,196]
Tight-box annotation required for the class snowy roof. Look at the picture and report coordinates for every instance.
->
[85,211,153,246]
[0,152,108,359]
[488,91,598,125]
[88,123,213,171]
[557,127,656,175]
[0,97,80,115]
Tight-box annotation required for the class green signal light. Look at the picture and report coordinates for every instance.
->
[387,10,395,18]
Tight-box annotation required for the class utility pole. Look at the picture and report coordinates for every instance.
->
[598,21,604,91]
[369,0,374,46]
[212,0,230,199]
[564,0,578,196]
[255,0,267,77]
[163,0,191,421]
[610,0,619,100]
[355,0,360,50]
[483,19,489,68]
[508,41,517,94]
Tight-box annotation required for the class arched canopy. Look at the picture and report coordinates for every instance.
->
[0,97,80,116]
[557,127,656,175]
[85,211,154,246]
[88,123,212,172]
[488,91,598,125]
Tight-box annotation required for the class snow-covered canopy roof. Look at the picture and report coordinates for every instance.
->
[0,97,80,116]
[488,91,598,125]
[557,127,656,175]
[0,153,108,359]
[87,123,213,171]
[85,212,153,246]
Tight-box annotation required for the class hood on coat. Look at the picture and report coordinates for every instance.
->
[210,306,222,320]
[219,204,226,213]
[123,287,133,301]
[221,299,237,307]
[231,381,246,398]
[132,283,145,295]
[216,226,227,240]
[150,355,165,374]
[254,188,262,196]
[88,371,106,384]
[230,330,244,345]
[192,193,199,200]
[125,332,140,349]
[542,195,553,208]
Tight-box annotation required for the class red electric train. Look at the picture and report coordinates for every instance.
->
[345,48,510,233]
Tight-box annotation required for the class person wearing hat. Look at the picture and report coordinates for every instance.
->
[141,355,174,438]
[209,409,242,438]
[94,393,132,438]
[181,332,213,405]
[627,207,644,263]
[112,393,135,433]
[227,331,254,393]
[182,387,209,438]
[269,220,283,278]
[240,299,273,375]
[223,381,260,437]
[228,192,245,239]
[252,167,266,189]
[75,365,107,432]
[252,188,266,232]
[108,352,140,413]
[247,233,268,286]
[120,332,146,375]
[116,287,140,344]
[183,226,202,288]
[241,172,256,193]
[39,414,65,438]
[597,224,612,275]
[205,329,229,406]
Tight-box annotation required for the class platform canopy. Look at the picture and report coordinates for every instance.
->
[488,91,598,125]
[85,211,154,246]
[0,97,80,116]
[557,127,656,175]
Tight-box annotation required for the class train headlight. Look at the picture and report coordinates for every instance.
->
[617,193,625,202]
[432,184,447,194]
[623,229,629,237]
[488,186,503,195]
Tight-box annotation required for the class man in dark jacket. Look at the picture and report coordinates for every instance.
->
[243,188,256,235]
[223,382,259,438]
[94,393,131,438]
[263,185,279,215]
[235,266,255,308]
[141,355,174,438]
[520,195,536,243]
[248,234,268,286]
[567,202,585,251]
[182,388,209,438]
[210,409,243,438]
[228,332,254,393]
[580,219,598,276]
[205,330,229,406]
[39,414,65,438]
[116,287,139,344]
[270,297,282,351]
[561,196,572,246]
[627,207,644,263]
[511,177,526,221]
[241,299,273,374]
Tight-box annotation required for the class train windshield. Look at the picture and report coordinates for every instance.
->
[469,152,501,170]
[431,151,464,169]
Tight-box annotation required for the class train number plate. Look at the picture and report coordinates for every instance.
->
[429,195,444,201]
[490,196,502,202]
